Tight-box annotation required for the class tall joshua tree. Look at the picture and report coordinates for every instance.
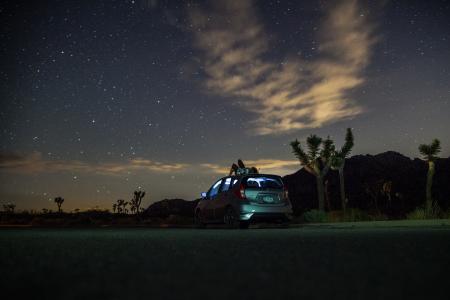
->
[291,135,334,211]
[131,191,145,216]
[331,128,354,212]
[418,139,441,211]
[54,197,64,213]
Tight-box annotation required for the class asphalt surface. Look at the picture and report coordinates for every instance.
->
[1,225,449,300]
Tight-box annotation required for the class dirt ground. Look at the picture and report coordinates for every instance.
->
[1,222,449,299]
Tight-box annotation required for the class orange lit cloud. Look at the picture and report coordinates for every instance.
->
[0,152,188,175]
[0,153,300,177]
[189,0,378,135]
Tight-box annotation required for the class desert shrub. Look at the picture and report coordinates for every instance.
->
[407,203,441,220]
[303,210,328,223]
[342,208,370,222]
[369,213,389,221]
[406,208,427,220]
[327,211,344,222]
[431,204,442,218]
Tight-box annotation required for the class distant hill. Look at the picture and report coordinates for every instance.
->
[284,151,450,217]
[144,152,450,219]
[144,198,199,218]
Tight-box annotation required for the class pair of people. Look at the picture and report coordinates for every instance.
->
[228,159,258,176]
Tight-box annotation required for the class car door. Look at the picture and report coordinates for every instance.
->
[204,179,222,221]
[213,177,233,221]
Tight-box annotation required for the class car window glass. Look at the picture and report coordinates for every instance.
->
[221,177,232,191]
[245,177,283,189]
[208,179,222,198]
[246,179,260,188]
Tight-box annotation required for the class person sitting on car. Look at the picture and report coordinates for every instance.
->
[229,159,259,176]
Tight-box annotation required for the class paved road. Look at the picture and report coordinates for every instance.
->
[1,226,449,299]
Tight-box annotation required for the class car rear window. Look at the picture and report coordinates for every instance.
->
[243,176,283,189]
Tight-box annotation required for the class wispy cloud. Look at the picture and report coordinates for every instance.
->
[189,0,378,135]
[0,151,304,179]
[0,152,188,175]
[0,153,300,177]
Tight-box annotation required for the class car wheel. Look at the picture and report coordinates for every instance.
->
[223,207,239,229]
[194,210,206,228]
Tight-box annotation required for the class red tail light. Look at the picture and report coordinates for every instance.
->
[234,184,246,200]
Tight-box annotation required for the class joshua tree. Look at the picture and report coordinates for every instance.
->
[116,199,128,214]
[130,190,146,216]
[3,202,16,213]
[112,203,117,214]
[116,200,123,213]
[330,128,354,212]
[418,139,441,211]
[54,197,64,213]
[291,135,334,211]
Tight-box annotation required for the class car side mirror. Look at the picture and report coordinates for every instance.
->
[201,192,207,199]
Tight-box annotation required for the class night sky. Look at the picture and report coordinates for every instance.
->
[1,0,449,211]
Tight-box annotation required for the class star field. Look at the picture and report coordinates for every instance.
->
[0,0,449,210]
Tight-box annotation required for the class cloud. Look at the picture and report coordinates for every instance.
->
[0,153,300,177]
[0,152,188,175]
[189,0,378,135]
[200,159,300,176]
[199,163,228,175]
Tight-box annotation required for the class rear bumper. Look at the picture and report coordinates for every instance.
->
[238,203,293,222]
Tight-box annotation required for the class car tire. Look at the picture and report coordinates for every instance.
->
[194,210,206,229]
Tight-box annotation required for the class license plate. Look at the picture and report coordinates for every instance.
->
[263,196,274,203]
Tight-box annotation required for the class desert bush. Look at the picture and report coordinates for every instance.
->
[406,208,427,220]
[305,209,372,223]
[443,208,450,219]
[369,213,389,221]
[303,209,328,223]
[407,203,441,220]
[342,208,370,222]
[327,210,344,222]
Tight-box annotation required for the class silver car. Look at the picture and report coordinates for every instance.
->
[195,174,293,228]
